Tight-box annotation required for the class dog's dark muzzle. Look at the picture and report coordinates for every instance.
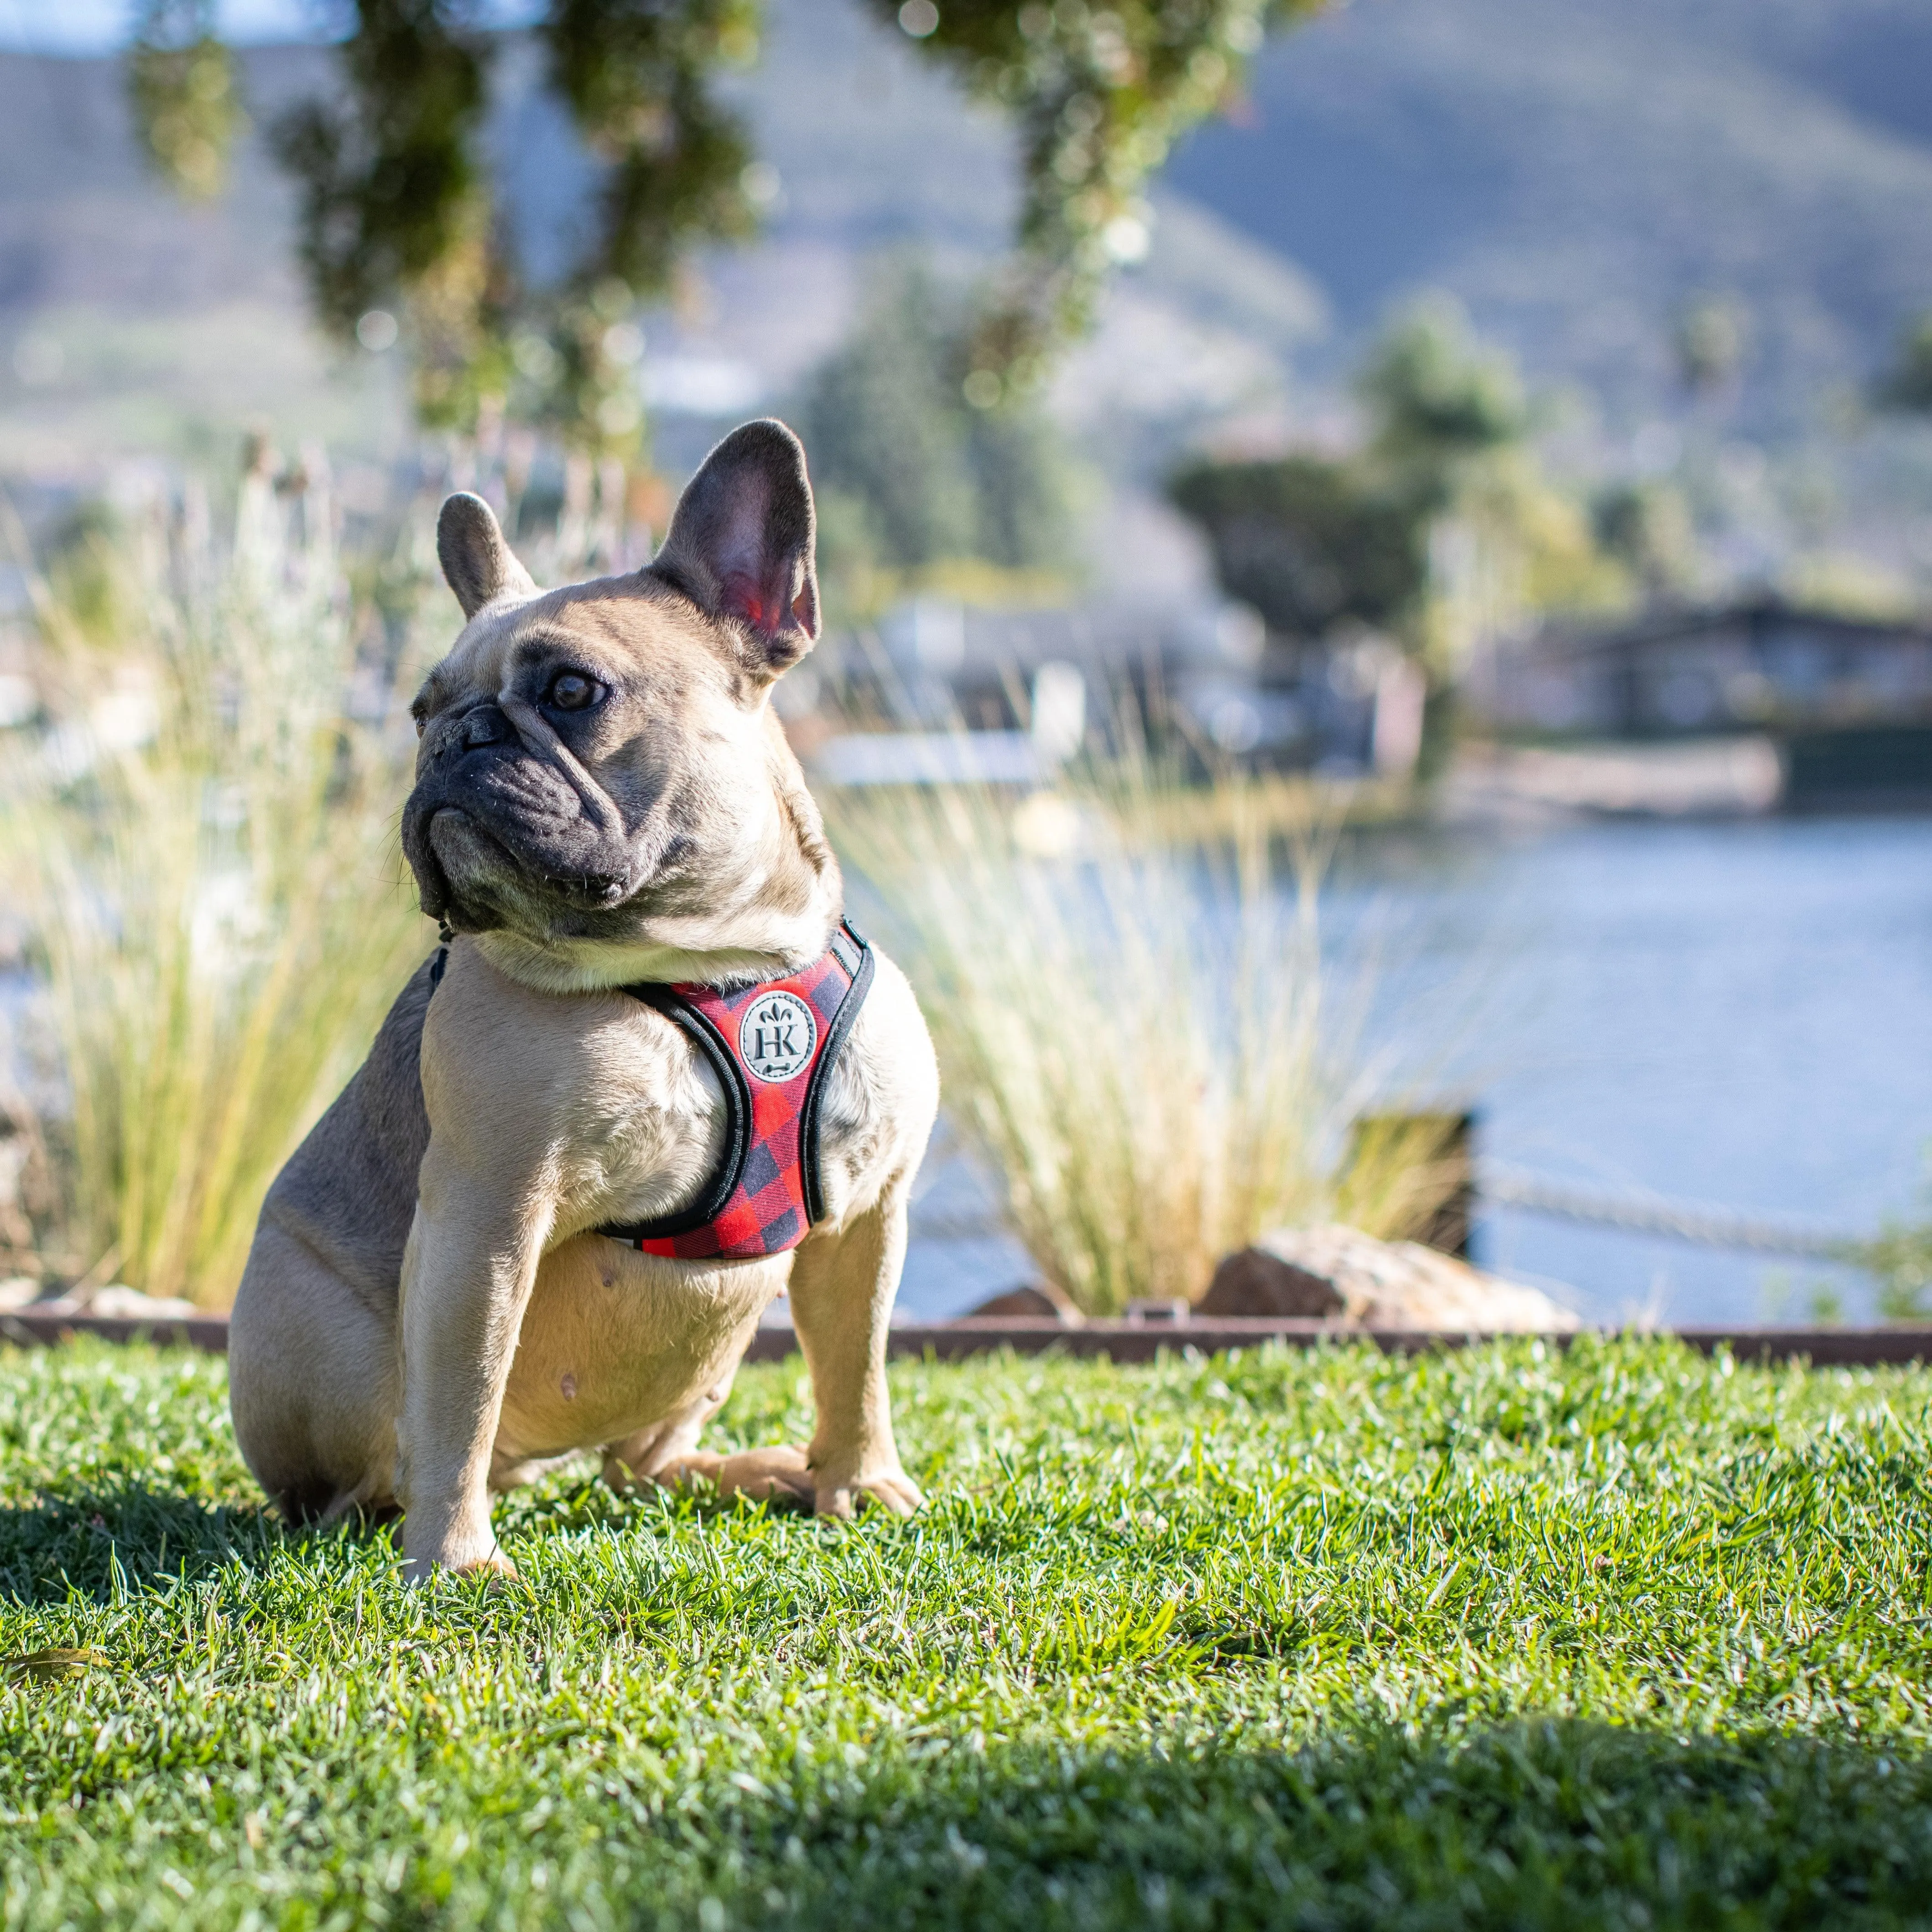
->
[401,702,633,929]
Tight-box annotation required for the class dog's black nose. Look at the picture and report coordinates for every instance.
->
[462,707,505,749]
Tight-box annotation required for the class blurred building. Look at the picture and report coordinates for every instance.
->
[801,595,1427,785]
[1470,598,1932,808]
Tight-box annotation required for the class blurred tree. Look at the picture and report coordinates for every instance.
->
[127,0,249,200]
[1166,455,1424,638]
[1876,313,1932,414]
[126,0,1322,445]
[798,261,1076,611]
[1592,479,1696,600]
[801,265,979,571]
[1170,299,1622,773]
[1168,300,1532,651]
[1356,297,1530,502]
[968,401,1078,573]
[1673,293,1749,397]
[877,0,1324,399]
[271,2,510,432]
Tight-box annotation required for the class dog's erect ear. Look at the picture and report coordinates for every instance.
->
[649,418,820,674]
[437,493,537,620]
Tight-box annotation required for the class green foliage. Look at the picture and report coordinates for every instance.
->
[544,0,762,293]
[126,0,249,201]
[129,1,1323,438]
[866,0,1324,396]
[798,263,1077,594]
[1847,1225,1932,1325]
[3,1338,1932,1925]
[1356,296,1531,500]
[267,0,763,440]
[1876,312,1932,415]
[1169,300,1535,648]
[1841,1149,1932,1323]
[1170,302,1624,671]
[1674,293,1750,396]
[32,503,135,650]
[963,400,1078,574]
[1862,1226,1932,1322]
[1592,479,1697,599]
[1167,454,1426,637]
[802,267,978,572]
[273,0,505,428]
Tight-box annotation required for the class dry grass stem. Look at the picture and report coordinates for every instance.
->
[0,472,435,1305]
[827,751,1452,1315]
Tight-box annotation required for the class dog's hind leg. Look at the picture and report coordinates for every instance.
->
[229,1223,401,1525]
[601,1388,814,1509]
[624,1441,816,1507]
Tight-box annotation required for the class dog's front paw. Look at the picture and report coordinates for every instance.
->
[812,1465,925,1519]
[401,1538,521,1584]
[401,1535,519,1586]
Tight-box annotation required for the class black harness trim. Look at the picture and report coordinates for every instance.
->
[800,924,876,1224]
[597,919,874,1248]
[594,985,754,1244]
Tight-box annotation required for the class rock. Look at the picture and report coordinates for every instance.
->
[1197,1251,1345,1320]
[85,1285,200,1321]
[0,1281,201,1321]
[1202,1224,1576,1332]
[0,1275,42,1313]
[958,1284,1074,1323]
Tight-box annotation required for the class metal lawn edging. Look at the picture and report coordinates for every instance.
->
[5,1310,1932,1368]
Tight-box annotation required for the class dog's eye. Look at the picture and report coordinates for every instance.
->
[547,672,601,712]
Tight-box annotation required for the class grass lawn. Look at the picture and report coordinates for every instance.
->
[2,1337,1930,1929]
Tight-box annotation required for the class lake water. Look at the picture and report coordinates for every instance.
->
[899,812,1932,1326]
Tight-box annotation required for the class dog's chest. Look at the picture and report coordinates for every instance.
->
[556,992,888,1243]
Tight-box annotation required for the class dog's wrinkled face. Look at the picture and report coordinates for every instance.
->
[400,419,834,982]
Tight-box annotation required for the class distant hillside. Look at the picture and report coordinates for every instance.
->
[1166,0,1932,432]
[3,0,1929,479]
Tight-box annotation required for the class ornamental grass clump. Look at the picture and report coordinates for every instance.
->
[826,755,1452,1316]
[0,468,436,1306]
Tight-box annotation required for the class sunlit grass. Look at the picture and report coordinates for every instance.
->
[1,1338,1929,1927]
[0,478,436,1305]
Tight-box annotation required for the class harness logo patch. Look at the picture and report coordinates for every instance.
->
[739,990,817,1083]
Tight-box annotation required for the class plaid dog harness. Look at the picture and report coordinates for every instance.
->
[593,920,875,1261]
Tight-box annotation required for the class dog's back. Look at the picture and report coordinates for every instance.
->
[229,958,437,1518]
[260,955,438,1317]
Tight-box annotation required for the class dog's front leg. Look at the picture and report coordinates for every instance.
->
[787,1173,923,1518]
[395,1170,551,1581]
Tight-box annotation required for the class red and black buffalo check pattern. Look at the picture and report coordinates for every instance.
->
[609,926,869,1262]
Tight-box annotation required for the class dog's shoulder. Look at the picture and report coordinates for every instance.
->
[257,951,440,1311]
[414,940,730,1241]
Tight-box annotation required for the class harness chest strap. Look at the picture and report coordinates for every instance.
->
[597,919,875,1261]
[424,922,874,1261]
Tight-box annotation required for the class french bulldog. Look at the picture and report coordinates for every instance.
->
[228,420,938,1577]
